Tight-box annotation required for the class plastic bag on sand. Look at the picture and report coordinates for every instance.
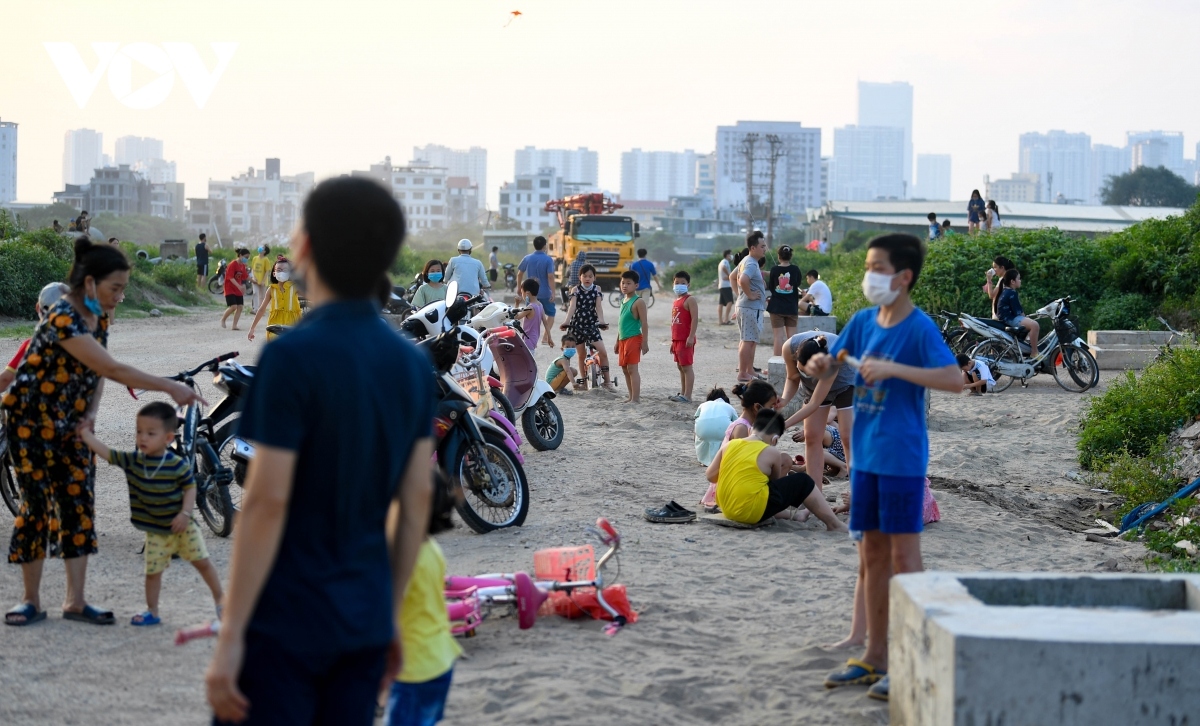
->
[923,477,940,524]
[542,585,638,624]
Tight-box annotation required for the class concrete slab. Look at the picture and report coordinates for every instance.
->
[1088,330,1178,346]
[890,571,1200,726]
[1091,345,1159,370]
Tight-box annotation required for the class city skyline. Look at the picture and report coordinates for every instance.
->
[3,1,1200,210]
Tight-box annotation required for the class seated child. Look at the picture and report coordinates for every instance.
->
[792,423,848,478]
[701,379,778,511]
[385,471,461,726]
[78,402,224,626]
[545,335,578,396]
[705,409,847,530]
[957,353,994,394]
[694,388,738,467]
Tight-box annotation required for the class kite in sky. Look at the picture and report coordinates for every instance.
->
[504,10,522,27]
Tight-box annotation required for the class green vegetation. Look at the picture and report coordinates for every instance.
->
[1101,166,1200,208]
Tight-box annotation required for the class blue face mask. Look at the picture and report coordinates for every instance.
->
[563,347,576,358]
[674,284,689,295]
[84,294,103,316]
[428,272,443,282]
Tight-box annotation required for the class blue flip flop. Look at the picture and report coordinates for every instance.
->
[130,611,161,627]
[5,603,47,626]
[824,658,885,688]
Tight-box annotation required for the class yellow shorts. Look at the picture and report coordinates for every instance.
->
[144,520,209,576]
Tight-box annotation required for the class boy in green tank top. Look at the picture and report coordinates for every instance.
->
[616,270,649,403]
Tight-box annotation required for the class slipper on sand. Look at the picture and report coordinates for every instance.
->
[5,603,47,626]
[867,675,889,701]
[63,604,115,625]
[131,611,161,627]
[824,658,885,688]
[644,501,697,524]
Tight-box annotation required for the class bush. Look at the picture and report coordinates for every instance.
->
[151,260,198,291]
[20,228,75,260]
[1077,347,1200,469]
[0,240,72,317]
[1089,292,1157,331]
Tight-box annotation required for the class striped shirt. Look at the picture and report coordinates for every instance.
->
[108,449,195,535]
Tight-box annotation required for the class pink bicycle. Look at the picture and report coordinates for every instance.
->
[444,517,633,637]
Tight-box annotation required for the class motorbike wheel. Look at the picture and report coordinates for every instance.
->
[195,442,235,537]
[207,275,222,295]
[1054,345,1099,393]
[971,340,1018,392]
[213,419,247,512]
[522,398,564,451]
[453,429,530,533]
[490,388,517,426]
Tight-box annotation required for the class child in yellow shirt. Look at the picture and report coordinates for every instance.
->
[247,257,303,342]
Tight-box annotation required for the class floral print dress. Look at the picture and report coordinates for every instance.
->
[3,299,108,563]
[568,285,603,344]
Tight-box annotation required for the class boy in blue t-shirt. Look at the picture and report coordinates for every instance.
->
[804,233,961,702]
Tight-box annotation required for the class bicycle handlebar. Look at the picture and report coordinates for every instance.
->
[167,351,239,381]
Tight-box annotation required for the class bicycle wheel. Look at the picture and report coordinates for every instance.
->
[608,290,622,308]
[1,456,20,517]
[971,340,1018,392]
[212,419,246,512]
[195,441,235,537]
[1054,345,1099,393]
[644,290,655,309]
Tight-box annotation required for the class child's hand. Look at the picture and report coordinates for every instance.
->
[858,358,897,385]
[792,431,806,443]
[171,511,190,533]
[598,323,609,330]
[560,323,569,331]
[686,334,696,349]
[641,339,649,355]
[247,328,256,342]
[804,352,832,378]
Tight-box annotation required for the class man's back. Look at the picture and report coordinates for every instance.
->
[631,258,656,290]
[518,251,554,297]
[237,300,434,654]
[446,255,485,295]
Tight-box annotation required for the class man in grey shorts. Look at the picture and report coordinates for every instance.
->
[736,231,768,382]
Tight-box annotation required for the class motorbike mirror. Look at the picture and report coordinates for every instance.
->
[445,281,459,300]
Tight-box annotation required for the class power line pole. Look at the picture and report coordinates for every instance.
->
[764,134,785,247]
[740,133,758,234]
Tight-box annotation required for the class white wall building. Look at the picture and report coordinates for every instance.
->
[830,126,906,201]
[694,153,715,198]
[189,161,314,237]
[858,81,913,194]
[1090,144,1127,204]
[913,154,951,201]
[715,120,822,214]
[499,168,561,232]
[114,136,164,167]
[446,177,481,225]
[513,147,598,188]
[411,144,487,205]
[138,158,177,184]
[619,148,697,201]
[63,128,104,187]
[0,118,16,204]
[1019,130,1091,203]
[985,173,1041,204]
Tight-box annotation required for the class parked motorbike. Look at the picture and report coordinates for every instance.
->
[964,296,1099,392]
[503,263,517,292]
[468,302,565,450]
[206,258,254,297]
[208,357,258,512]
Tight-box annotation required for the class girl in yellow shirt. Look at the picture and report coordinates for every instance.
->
[247,257,303,342]
[705,409,846,530]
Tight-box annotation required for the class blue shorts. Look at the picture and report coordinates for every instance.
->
[385,667,454,726]
[540,298,556,317]
[1006,315,1027,327]
[849,470,926,534]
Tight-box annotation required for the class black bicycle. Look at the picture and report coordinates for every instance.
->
[165,353,240,536]
[0,411,21,516]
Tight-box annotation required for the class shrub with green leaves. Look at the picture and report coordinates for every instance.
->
[1078,347,1200,469]
[151,260,198,291]
[0,240,72,317]
[1089,291,1157,331]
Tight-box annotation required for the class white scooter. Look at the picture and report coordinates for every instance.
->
[469,302,565,451]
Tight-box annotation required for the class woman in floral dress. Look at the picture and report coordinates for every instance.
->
[3,239,202,626]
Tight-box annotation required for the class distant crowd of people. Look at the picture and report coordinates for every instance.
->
[926,189,1003,240]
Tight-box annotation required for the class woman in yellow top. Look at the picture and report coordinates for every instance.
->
[705,409,846,530]
[246,257,302,342]
[249,245,273,305]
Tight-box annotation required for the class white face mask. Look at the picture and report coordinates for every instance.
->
[673,284,689,295]
[581,282,595,291]
[276,271,290,282]
[862,271,901,306]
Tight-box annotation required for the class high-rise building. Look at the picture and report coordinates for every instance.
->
[1090,144,1127,204]
[499,168,562,232]
[914,154,952,201]
[694,153,715,198]
[114,136,164,167]
[513,147,597,188]
[63,128,104,187]
[412,144,487,202]
[1126,131,1185,178]
[1018,130,1091,203]
[857,81,913,194]
[715,121,822,214]
[620,149,697,201]
[0,118,16,204]
[830,126,906,202]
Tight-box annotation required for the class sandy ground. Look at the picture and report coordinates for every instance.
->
[0,292,1145,725]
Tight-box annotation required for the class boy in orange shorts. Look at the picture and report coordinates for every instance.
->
[616,270,649,403]
[670,270,700,403]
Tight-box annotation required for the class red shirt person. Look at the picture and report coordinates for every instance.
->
[669,271,700,402]
[221,249,252,330]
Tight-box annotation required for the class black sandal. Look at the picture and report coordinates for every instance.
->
[644,501,697,524]
[5,603,47,626]
[62,604,115,625]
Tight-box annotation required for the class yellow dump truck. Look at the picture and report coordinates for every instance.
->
[544,193,639,293]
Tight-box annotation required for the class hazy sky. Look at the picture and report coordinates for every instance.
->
[4,0,1199,208]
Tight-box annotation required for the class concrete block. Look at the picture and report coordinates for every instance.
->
[766,356,803,419]
[1091,345,1159,370]
[890,571,1200,726]
[1088,330,1177,346]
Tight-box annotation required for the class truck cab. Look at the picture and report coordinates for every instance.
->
[544,194,639,293]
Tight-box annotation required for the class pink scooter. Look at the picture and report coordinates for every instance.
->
[475,319,565,452]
